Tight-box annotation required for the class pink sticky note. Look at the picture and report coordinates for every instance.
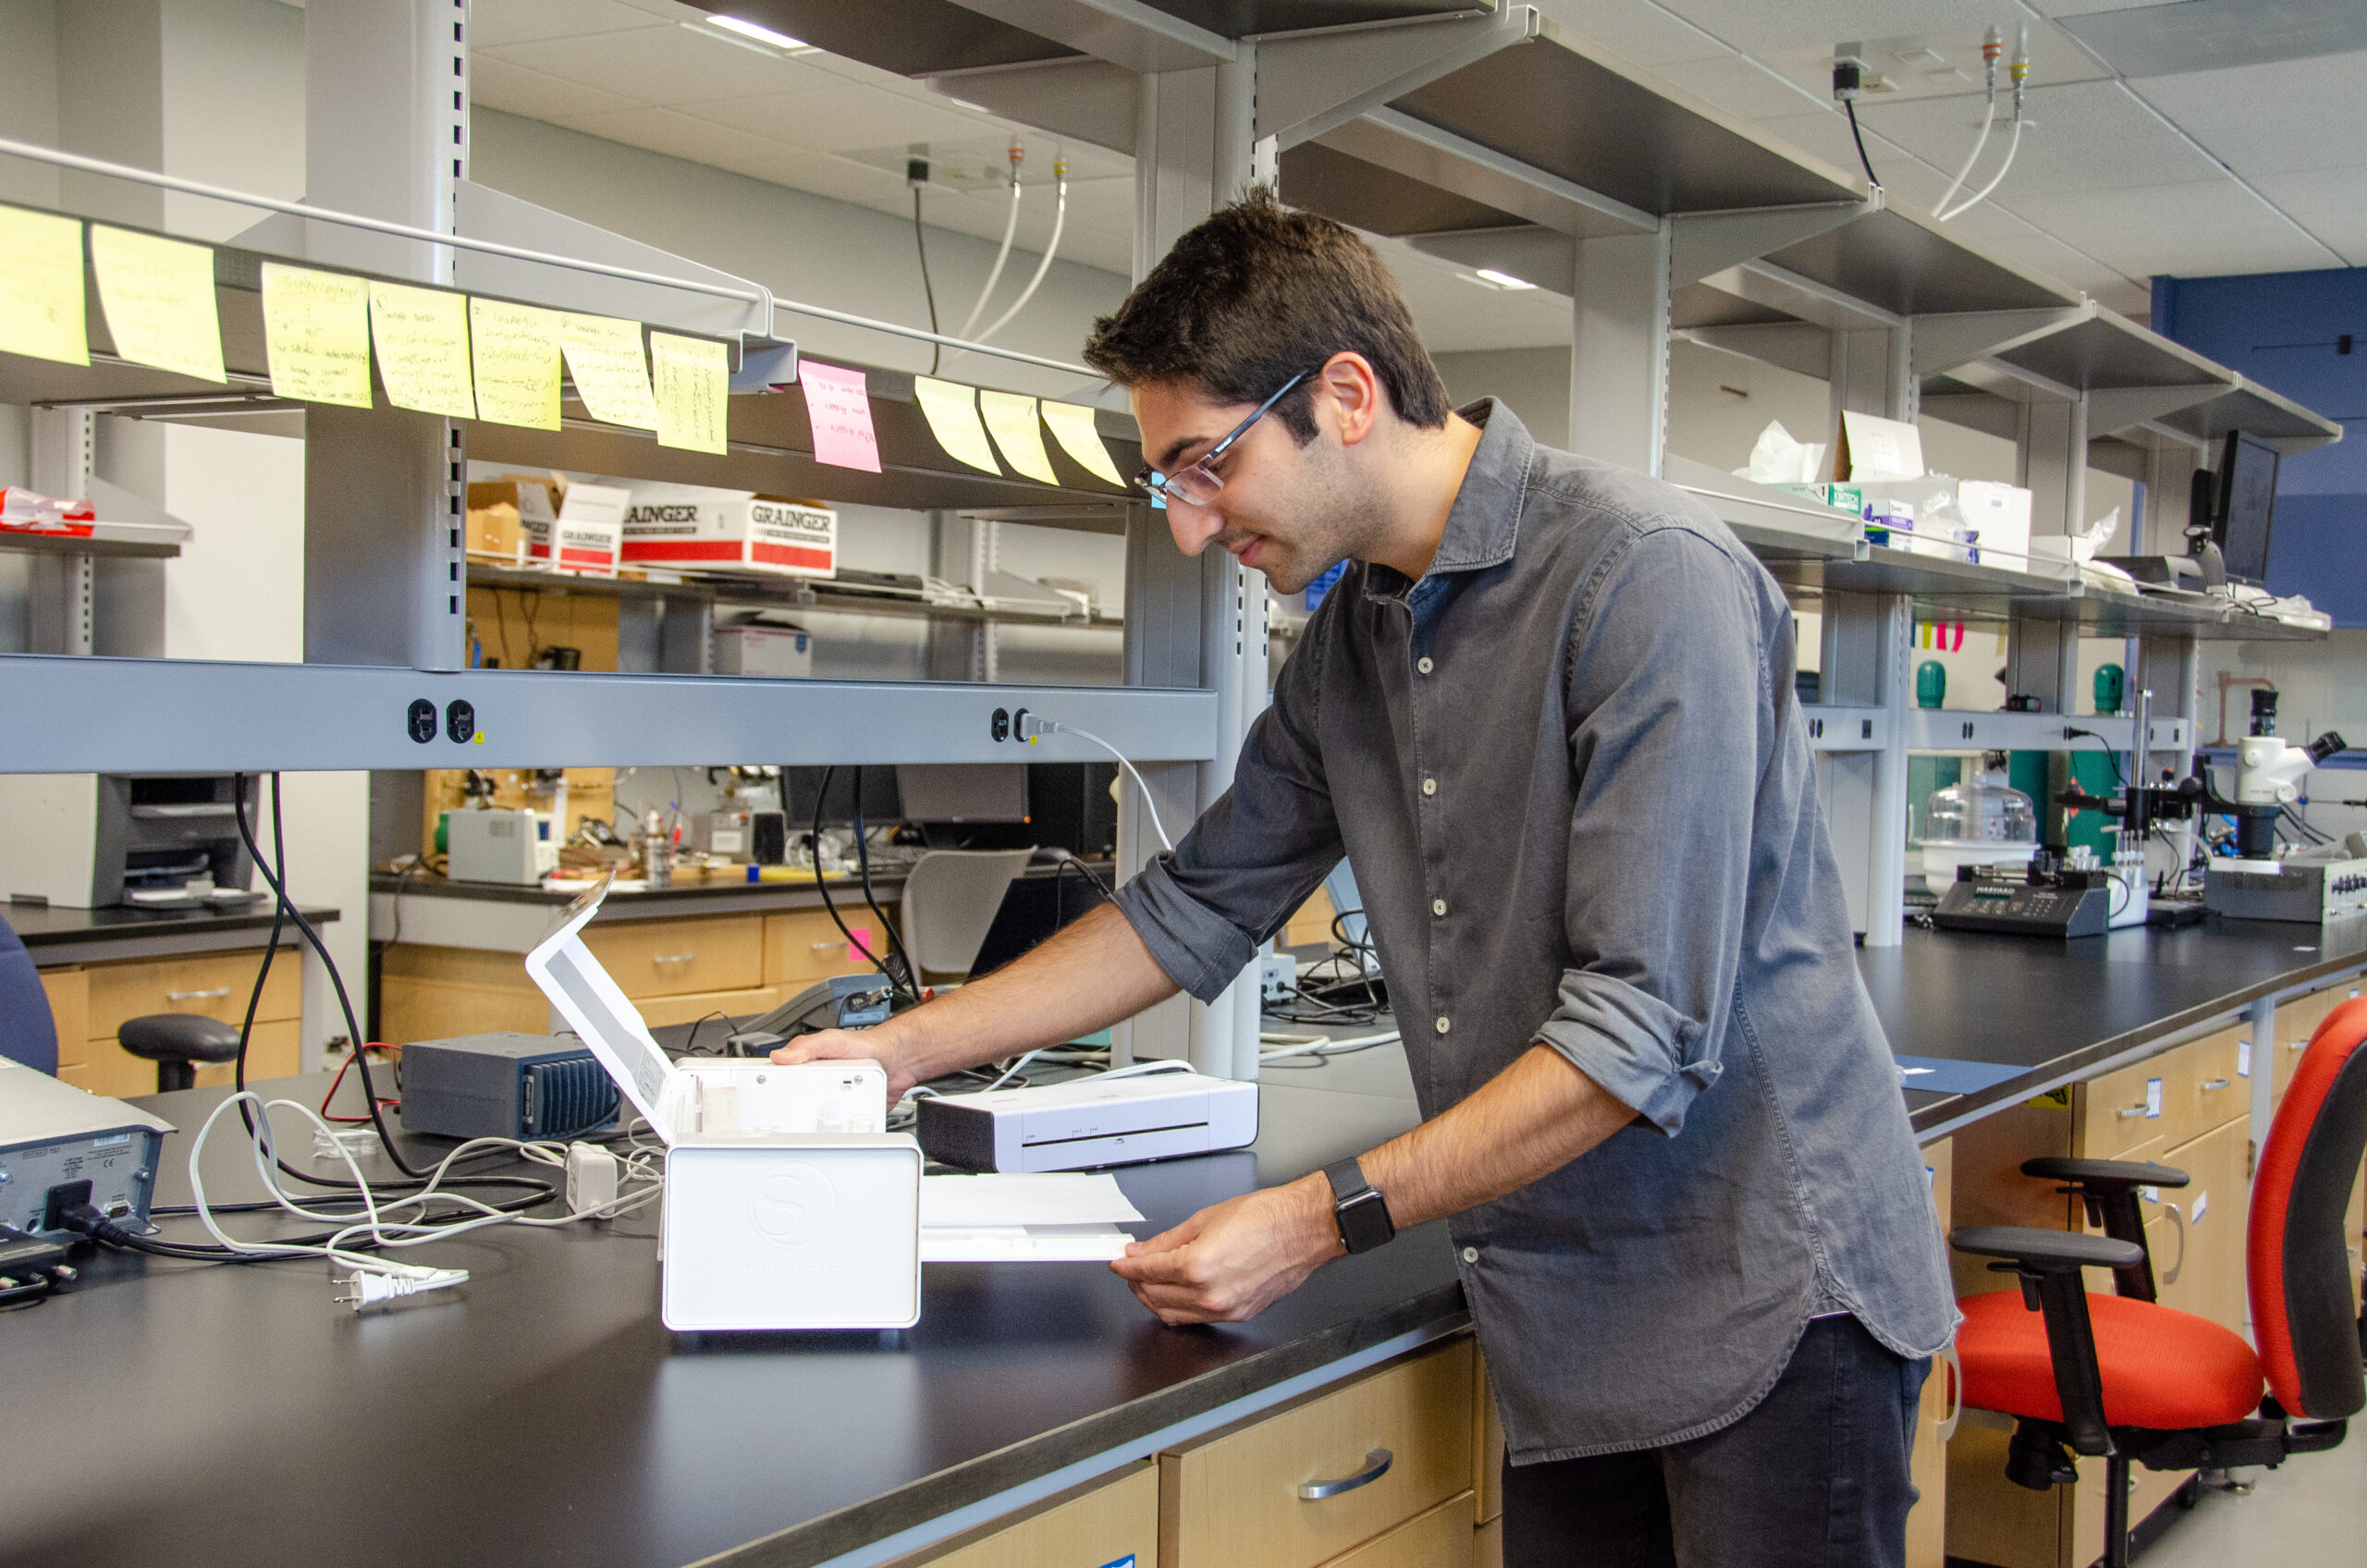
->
[846,925,875,962]
[799,361,881,472]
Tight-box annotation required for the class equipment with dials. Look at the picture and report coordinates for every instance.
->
[2204,848,2367,925]
[399,1033,622,1141]
[1932,860,2116,938]
[445,806,558,885]
[0,1057,171,1242]
[0,774,259,908]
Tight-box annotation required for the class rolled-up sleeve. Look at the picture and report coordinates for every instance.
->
[1533,528,1763,1135]
[1113,606,1347,1004]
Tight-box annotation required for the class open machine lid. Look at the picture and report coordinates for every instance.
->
[522,875,681,1144]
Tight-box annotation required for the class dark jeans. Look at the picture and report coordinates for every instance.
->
[1502,1315,1930,1568]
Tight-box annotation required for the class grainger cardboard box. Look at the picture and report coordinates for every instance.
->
[621,483,837,579]
[524,479,630,578]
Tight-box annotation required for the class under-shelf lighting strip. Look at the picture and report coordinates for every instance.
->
[0,135,1098,379]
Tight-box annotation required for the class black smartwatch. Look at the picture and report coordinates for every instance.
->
[1323,1158,1396,1255]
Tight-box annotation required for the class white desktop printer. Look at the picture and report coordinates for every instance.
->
[916,1068,1258,1173]
[526,878,922,1332]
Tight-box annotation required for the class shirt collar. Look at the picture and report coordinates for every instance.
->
[1362,397,1531,603]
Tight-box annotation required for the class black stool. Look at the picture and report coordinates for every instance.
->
[117,1014,240,1092]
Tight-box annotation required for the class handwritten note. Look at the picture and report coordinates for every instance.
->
[651,332,730,455]
[0,205,89,366]
[912,375,1001,475]
[259,263,372,408]
[469,297,562,430]
[558,312,659,430]
[1041,399,1126,486]
[90,225,224,383]
[369,282,475,418]
[978,390,1059,484]
[798,361,880,472]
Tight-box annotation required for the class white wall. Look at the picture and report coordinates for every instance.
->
[1434,347,1571,447]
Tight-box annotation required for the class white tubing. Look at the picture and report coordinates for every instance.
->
[1937,116,2024,223]
[1931,93,1995,222]
[956,175,1024,342]
[975,175,1067,346]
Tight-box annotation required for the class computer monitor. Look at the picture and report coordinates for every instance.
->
[893,764,1028,825]
[781,766,902,829]
[2213,430,2281,587]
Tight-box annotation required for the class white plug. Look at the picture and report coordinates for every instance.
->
[565,1141,620,1217]
[335,1267,468,1312]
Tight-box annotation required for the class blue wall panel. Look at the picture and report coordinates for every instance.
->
[2154,267,2366,622]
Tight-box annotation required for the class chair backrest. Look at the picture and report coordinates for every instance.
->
[2248,994,2367,1420]
[900,849,1036,978]
[0,913,59,1074]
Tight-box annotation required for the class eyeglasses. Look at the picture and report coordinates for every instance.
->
[1134,372,1308,510]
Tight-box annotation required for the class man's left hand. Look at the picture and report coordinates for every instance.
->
[1110,1173,1343,1324]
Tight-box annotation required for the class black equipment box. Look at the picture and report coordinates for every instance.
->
[399,1033,620,1141]
[1932,864,2115,938]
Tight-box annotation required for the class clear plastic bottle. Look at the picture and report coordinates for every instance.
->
[1923,751,2037,844]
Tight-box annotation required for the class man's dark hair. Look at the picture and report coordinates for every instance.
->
[1083,188,1451,443]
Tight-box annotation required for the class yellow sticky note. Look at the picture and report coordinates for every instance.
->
[979,390,1058,485]
[369,282,475,419]
[650,331,730,455]
[1041,399,1127,486]
[90,225,224,383]
[913,375,1002,475]
[0,204,89,366]
[469,297,562,430]
[259,263,372,408]
[558,312,659,431]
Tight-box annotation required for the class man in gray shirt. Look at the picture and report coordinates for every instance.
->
[778,190,1957,1564]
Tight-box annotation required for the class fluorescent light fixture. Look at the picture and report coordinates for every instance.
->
[705,15,809,50]
[1474,268,1537,291]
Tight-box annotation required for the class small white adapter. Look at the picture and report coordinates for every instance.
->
[565,1141,620,1217]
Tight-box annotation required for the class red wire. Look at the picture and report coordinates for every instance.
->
[321,1043,400,1123]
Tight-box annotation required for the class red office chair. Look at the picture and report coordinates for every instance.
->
[1951,998,2367,1568]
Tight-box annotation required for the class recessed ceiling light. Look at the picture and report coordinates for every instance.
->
[703,15,810,51]
[1473,268,1537,291]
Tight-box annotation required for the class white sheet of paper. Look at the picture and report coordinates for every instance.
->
[921,1171,1144,1228]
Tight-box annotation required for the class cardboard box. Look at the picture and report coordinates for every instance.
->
[464,480,546,567]
[523,478,630,578]
[621,483,837,579]
[713,622,813,679]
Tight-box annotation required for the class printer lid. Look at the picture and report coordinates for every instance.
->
[522,875,682,1144]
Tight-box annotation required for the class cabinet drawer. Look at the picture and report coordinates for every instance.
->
[57,1018,299,1098]
[36,967,87,1060]
[2077,1029,2237,1160]
[896,1464,1156,1568]
[633,986,784,1032]
[1477,1515,1502,1568]
[2275,983,2362,1105]
[1473,1352,1503,1525]
[2153,1115,2252,1339]
[86,949,300,1042]
[1161,1339,1474,1568]
[765,908,894,986]
[1315,1494,1474,1568]
[584,914,763,998]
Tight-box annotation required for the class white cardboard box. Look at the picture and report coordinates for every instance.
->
[713,623,813,679]
[621,484,837,578]
[524,480,630,577]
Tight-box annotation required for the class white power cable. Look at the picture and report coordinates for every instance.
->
[955,146,1026,343]
[1932,28,2001,219]
[1936,25,2029,225]
[1038,719,1174,852]
[957,164,1068,358]
[1935,117,2025,224]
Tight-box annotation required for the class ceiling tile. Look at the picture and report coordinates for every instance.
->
[1528,0,1732,67]
[2128,50,2367,178]
[2250,166,2367,266]
[2004,180,2343,278]
[482,24,827,105]
[682,84,995,154]
[1650,1,1985,57]
[2061,0,2367,77]
[547,104,829,184]
[466,0,668,49]
[1854,80,2226,198]
[472,56,642,125]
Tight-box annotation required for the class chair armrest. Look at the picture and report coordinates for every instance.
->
[1951,1225,2143,1273]
[2020,1157,2189,1192]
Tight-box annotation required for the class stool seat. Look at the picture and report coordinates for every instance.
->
[117,1013,241,1064]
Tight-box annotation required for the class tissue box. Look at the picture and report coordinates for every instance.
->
[1777,483,1865,515]
[1958,481,2032,568]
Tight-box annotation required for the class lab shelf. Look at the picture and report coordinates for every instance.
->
[2008,584,2331,643]
[469,564,1124,631]
[1751,206,2077,321]
[1662,453,1863,562]
[0,654,1217,773]
[0,523,183,559]
[2151,374,2345,454]
[1760,546,2073,623]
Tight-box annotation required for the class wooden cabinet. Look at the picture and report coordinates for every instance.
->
[764,908,892,986]
[1282,887,1339,950]
[1907,1137,1953,1568]
[891,1463,1156,1568]
[2272,981,2360,1106]
[1315,1494,1475,1568]
[1159,1339,1474,1568]
[1473,1351,1503,1526]
[583,913,763,998]
[43,948,301,1096]
[2075,1024,2241,1163]
[1476,1515,1502,1568]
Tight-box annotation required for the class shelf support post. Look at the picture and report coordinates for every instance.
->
[1569,223,1672,472]
[25,408,95,657]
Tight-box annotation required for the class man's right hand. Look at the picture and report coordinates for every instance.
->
[770,1026,917,1101]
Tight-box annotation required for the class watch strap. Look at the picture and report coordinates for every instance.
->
[1323,1158,1395,1254]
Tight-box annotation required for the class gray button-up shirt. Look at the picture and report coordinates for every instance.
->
[1114,401,1958,1461]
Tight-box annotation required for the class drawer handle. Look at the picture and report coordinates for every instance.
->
[811,941,844,950]
[650,953,696,966]
[2201,1077,2232,1092]
[2116,1107,2146,1119]
[166,987,231,1001]
[1299,1449,1392,1501]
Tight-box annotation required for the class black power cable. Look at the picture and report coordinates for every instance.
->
[806,766,913,1001]
[913,187,942,374]
[1844,99,1882,190]
[850,766,918,999]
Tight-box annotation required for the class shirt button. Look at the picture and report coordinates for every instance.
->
[1462,1246,1479,1264]
[1431,898,1446,917]
[1421,777,1437,797]
[1435,1015,1451,1035]
[1417,656,1434,675]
